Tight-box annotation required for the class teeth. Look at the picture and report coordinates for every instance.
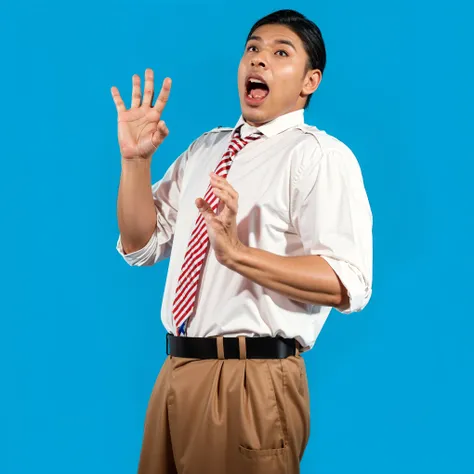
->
[247,93,264,100]
[249,78,265,84]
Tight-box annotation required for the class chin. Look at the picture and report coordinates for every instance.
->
[241,104,273,126]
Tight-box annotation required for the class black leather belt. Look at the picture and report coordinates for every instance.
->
[166,333,298,359]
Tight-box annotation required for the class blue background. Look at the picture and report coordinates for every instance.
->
[1,0,472,473]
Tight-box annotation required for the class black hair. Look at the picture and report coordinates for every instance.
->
[246,9,326,108]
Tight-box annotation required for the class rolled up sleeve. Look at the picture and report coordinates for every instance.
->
[291,141,373,313]
[116,147,189,266]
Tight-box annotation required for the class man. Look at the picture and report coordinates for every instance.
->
[111,9,372,474]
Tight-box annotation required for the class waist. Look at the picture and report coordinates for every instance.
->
[166,333,301,359]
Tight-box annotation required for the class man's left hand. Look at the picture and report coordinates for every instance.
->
[195,172,246,266]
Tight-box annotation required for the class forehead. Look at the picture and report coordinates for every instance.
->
[248,24,303,47]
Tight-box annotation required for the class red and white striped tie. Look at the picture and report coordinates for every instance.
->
[172,126,263,335]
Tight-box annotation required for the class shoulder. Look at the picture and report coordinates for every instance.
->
[205,125,233,134]
[286,124,367,189]
[188,125,233,153]
[294,124,355,157]
[293,124,363,174]
[197,125,233,139]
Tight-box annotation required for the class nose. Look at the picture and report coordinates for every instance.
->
[250,53,267,69]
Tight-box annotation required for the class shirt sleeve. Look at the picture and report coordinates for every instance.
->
[290,140,373,313]
[116,147,189,266]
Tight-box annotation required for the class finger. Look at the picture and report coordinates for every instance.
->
[211,175,238,199]
[153,77,172,114]
[196,198,215,218]
[111,86,126,113]
[213,188,237,214]
[151,121,169,149]
[142,68,154,107]
[131,74,141,108]
[159,120,169,135]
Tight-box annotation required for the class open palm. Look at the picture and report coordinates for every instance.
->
[111,68,171,160]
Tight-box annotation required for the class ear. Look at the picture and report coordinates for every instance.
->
[302,69,322,97]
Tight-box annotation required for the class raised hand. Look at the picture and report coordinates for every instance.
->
[111,68,171,160]
[196,172,247,266]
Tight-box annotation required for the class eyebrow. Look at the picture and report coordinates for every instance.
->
[247,35,297,51]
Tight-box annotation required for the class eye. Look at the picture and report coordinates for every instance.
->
[275,50,289,57]
[247,45,258,52]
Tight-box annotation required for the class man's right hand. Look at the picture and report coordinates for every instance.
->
[111,68,171,160]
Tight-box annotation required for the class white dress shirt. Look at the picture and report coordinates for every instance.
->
[116,109,373,351]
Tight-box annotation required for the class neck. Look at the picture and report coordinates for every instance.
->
[243,106,304,128]
[245,120,266,127]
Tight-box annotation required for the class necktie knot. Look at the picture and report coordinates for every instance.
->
[228,127,263,156]
[242,131,263,143]
[235,124,263,139]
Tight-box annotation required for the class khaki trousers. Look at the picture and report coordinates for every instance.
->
[137,338,311,474]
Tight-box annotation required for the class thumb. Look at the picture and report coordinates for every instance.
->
[195,198,214,217]
[151,121,169,149]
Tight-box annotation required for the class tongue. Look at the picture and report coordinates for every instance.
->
[250,88,268,99]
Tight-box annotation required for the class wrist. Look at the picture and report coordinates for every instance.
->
[121,156,152,170]
[226,242,250,271]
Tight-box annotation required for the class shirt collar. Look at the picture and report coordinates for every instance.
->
[233,108,305,138]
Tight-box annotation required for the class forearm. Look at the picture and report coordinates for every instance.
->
[117,158,157,254]
[226,246,349,309]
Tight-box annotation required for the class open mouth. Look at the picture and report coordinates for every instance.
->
[245,77,270,102]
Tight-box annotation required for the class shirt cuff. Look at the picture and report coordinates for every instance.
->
[320,255,372,314]
[116,229,159,266]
